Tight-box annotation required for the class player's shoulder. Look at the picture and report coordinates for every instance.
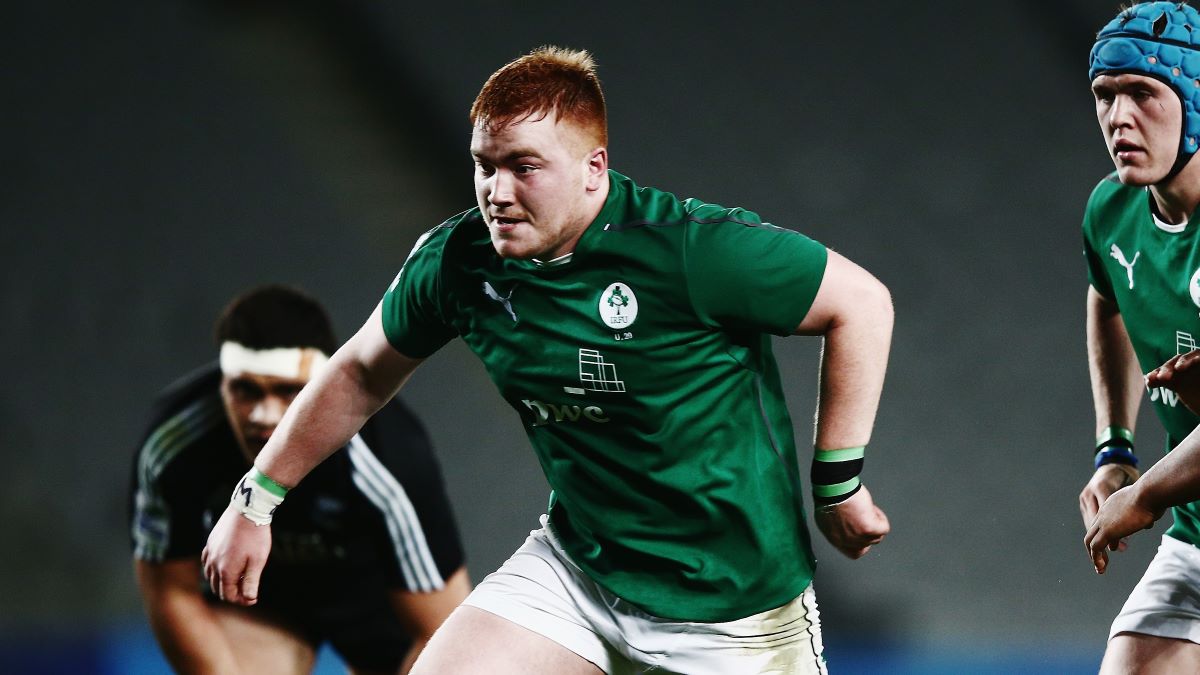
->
[141,363,224,441]
[602,171,770,232]
[394,208,491,277]
[406,209,478,259]
[1083,171,1144,237]
[134,363,227,484]
[602,171,690,231]
[601,172,807,260]
[1086,171,1140,213]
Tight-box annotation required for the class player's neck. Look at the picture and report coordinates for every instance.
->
[1151,158,1200,224]
[550,176,610,259]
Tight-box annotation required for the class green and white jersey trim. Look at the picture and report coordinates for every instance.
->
[132,397,224,561]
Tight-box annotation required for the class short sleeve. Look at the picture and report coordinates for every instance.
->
[1082,198,1117,302]
[381,226,457,358]
[684,205,829,335]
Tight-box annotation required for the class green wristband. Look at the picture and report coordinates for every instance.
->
[811,445,865,506]
[1096,426,1134,447]
[250,467,290,498]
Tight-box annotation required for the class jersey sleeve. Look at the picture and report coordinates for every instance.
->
[683,203,829,335]
[381,225,458,359]
[350,398,465,592]
[1082,185,1117,302]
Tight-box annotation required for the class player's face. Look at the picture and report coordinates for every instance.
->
[1092,73,1183,186]
[220,371,309,462]
[472,113,602,260]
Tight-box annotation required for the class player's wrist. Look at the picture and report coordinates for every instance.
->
[230,466,289,526]
[812,445,864,509]
[1126,477,1168,521]
[1094,425,1138,469]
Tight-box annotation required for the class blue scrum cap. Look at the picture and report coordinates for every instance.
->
[1090,2,1200,161]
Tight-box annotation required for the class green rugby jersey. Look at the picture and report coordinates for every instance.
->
[1083,172,1200,546]
[382,170,828,621]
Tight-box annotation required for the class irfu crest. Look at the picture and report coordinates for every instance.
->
[598,282,638,329]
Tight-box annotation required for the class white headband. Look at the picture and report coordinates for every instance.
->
[219,342,329,380]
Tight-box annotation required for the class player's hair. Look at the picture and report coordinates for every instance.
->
[214,284,337,355]
[470,45,608,148]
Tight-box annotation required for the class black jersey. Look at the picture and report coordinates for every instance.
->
[130,363,464,606]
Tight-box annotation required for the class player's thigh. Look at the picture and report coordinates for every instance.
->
[411,605,603,675]
[210,603,316,674]
[1101,632,1200,674]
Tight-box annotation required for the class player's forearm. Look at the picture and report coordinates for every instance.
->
[813,279,893,449]
[1086,286,1142,434]
[254,306,420,488]
[255,351,395,487]
[1130,423,1200,513]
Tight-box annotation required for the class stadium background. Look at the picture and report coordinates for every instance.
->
[4,1,1166,672]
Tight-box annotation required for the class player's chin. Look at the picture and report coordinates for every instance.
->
[1114,164,1166,187]
[490,237,539,260]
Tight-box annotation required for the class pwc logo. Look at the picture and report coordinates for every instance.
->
[521,399,609,427]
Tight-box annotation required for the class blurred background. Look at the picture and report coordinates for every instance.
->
[4,1,1170,672]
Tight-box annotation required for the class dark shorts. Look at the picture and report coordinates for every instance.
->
[208,585,411,672]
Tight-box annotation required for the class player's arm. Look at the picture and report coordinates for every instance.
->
[203,302,424,605]
[1087,349,1200,572]
[134,558,241,674]
[390,566,472,674]
[794,249,893,559]
[1079,286,1142,532]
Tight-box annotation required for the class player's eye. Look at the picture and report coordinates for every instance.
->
[274,384,304,402]
[229,379,264,400]
[1131,88,1154,102]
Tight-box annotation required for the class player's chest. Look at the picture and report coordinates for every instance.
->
[1104,234,1200,338]
[1102,233,1200,418]
[446,264,714,401]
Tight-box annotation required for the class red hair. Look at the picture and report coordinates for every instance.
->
[470,46,608,148]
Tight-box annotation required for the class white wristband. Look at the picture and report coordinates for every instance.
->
[231,468,287,526]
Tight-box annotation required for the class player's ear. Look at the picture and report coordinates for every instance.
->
[585,147,607,191]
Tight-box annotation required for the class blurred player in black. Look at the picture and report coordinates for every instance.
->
[130,285,469,674]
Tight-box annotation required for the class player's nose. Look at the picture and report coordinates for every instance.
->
[1108,94,1135,128]
[249,395,287,426]
[489,169,515,206]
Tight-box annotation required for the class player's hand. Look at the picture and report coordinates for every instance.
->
[814,486,890,559]
[1084,483,1162,574]
[201,504,271,605]
[1078,463,1139,548]
[1147,350,1200,415]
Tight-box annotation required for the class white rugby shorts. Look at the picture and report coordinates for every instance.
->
[1111,534,1200,644]
[462,515,827,675]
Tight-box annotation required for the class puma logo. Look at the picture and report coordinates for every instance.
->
[1110,244,1140,290]
[483,281,518,322]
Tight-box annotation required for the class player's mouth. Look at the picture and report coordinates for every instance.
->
[247,429,272,446]
[489,214,528,233]
[1113,139,1144,161]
